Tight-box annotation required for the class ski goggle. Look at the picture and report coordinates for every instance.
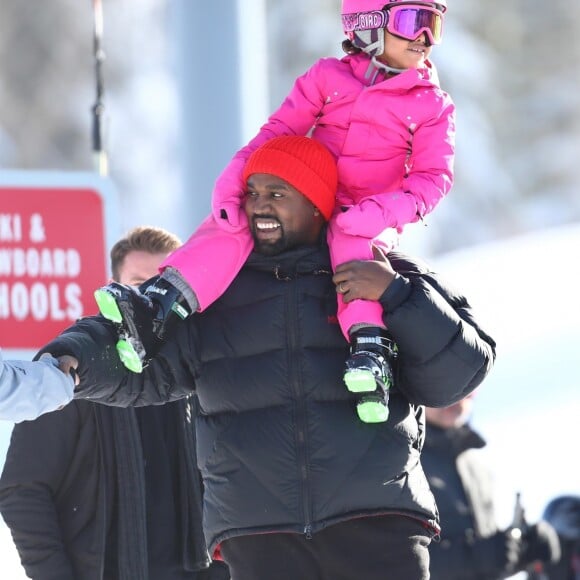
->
[342,5,444,46]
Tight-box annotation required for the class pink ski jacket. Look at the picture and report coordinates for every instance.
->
[213,52,455,233]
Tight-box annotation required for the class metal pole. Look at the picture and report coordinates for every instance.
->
[237,0,269,142]
[91,0,108,176]
[172,0,269,237]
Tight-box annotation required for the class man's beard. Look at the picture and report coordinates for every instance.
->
[251,228,287,256]
[250,218,304,256]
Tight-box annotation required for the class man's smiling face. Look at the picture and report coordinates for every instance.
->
[244,173,325,255]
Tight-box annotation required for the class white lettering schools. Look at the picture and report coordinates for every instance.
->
[0,282,82,322]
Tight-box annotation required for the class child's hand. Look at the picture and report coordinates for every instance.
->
[334,199,390,238]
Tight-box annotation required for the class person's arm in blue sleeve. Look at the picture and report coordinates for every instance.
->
[0,351,74,422]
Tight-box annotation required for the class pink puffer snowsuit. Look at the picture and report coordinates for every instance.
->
[162,52,455,338]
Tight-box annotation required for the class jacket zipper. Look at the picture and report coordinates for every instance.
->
[286,277,313,535]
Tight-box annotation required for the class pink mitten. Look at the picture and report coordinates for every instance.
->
[334,199,391,238]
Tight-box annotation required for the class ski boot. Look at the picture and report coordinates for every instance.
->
[94,278,193,373]
[343,328,398,423]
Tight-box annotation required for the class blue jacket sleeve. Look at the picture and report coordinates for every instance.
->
[0,352,74,423]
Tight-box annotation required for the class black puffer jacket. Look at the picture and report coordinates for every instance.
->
[0,398,212,580]
[40,245,496,554]
[422,423,498,579]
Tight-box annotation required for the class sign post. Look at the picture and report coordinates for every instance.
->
[0,170,119,359]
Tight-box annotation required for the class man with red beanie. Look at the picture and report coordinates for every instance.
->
[242,135,337,221]
[40,135,495,579]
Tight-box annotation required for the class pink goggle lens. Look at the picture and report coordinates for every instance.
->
[387,5,444,45]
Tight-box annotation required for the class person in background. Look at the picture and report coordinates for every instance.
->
[44,137,494,580]
[0,351,74,422]
[528,495,580,579]
[423,395,560,579]
[0,226,229,580]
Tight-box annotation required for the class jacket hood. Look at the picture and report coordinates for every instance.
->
[425,423,486,456]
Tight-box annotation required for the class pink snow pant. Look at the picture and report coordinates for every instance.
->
[160,215,253,312]
[327,216,396,338]
[161,214,395,340]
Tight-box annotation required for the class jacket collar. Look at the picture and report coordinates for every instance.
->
[345,52,440,89]
[246,232,332,280]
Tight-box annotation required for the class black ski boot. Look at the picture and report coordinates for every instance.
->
[343,328,398,423]
[94,278,193,373]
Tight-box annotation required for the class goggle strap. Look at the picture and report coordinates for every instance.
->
[342,10,388,34]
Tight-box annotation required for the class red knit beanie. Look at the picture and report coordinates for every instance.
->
[242,136,337,221]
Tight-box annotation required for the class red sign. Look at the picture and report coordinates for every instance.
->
[0,186,108,349]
